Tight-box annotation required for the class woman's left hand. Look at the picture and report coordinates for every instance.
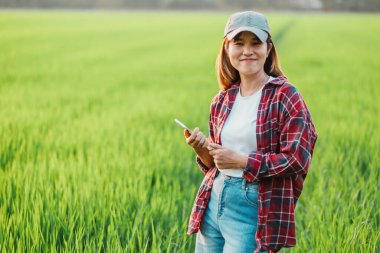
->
[208,143,247,170]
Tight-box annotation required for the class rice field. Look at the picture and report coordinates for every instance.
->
[0,10,379,252]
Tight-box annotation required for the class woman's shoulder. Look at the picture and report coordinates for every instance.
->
[210,88,228,105]
[270,75,297,93]
[270,76,303,99]
[212,90,225,100]
[271,76,310,113]
[211,82,240,104]
[210,91,224,112]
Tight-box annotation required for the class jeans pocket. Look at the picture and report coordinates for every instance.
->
[244,187,258,208]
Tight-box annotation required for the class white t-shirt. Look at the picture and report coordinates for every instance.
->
[219,76,275,177]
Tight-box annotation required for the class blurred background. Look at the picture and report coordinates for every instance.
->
[0,0,379,12]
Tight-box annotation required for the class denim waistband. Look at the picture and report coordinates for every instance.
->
[217,171,258,189]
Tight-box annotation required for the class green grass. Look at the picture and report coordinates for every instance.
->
[0,10,379,252]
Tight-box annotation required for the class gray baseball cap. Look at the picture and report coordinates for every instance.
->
[224,11,271,42]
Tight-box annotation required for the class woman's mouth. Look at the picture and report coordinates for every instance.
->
[240,59,257,61]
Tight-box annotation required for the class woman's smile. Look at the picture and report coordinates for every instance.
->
[240,58,257,61]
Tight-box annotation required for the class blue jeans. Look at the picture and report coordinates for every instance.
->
[195,171,266,253]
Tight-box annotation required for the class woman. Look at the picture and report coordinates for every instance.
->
[184,11,317,253]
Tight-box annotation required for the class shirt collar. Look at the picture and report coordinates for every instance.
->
[269,75,288,85]
[228,75,288,93]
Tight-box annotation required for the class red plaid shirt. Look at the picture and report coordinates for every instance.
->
[187,75,318,253]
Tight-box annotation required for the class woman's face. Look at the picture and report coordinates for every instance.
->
[227,31,271,77]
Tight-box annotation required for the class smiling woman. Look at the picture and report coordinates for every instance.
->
[184,11,318,253]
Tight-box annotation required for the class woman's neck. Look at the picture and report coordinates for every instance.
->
[240,72,269,97]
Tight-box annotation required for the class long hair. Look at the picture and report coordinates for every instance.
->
[216,35,284,91]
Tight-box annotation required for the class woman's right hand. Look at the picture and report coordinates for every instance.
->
[184,127,215,169]
[184,127,208,153]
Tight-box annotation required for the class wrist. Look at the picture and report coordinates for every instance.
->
[194,146,208,156]
[237,154,248,169]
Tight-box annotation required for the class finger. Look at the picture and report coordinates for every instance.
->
[186,134,193,144]
[214,159,227,170]
[208,143,222,149]
[214,161,222,170]
[195,131,206,145]
[209,149,218,156]
[195,133,203,142]
[186,135,196,145]
[191,127,199,139]
[198,137,206,148]
[196,132,205,143]
[188,128,199,144]
[202,138,208,148]
[194,136,202,147]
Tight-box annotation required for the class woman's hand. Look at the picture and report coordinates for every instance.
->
[208,143,247,170]
[184,128,214,169]
[184,127,208,153]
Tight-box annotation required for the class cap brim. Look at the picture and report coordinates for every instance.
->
[226,26,268,42]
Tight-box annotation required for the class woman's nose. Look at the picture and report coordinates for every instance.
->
[243,46,253,55]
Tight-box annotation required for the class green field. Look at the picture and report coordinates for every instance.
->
[0,10,379,252]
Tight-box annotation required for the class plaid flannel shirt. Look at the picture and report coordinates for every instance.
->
[187,75,318,253]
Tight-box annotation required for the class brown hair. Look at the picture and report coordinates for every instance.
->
[216,35,284,91]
